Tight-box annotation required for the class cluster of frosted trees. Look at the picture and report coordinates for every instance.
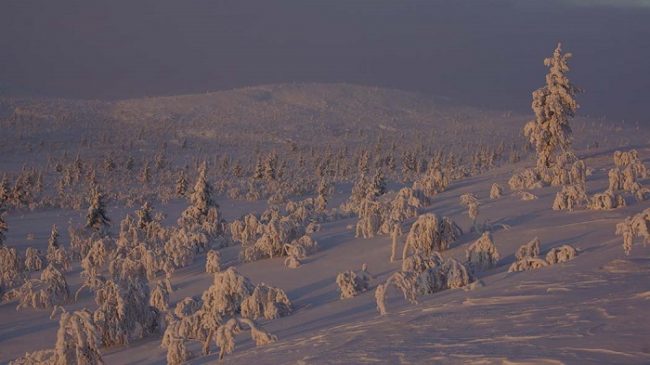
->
[231,200,319,267]
[162,268,287,363]
[7,163,253,364]
[371,212,470,314]
[507,237,577,272]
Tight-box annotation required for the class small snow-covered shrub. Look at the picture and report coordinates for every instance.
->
[616,208,650,255]
[465,232,500,273]
[336,264,371,299]
[508,168,542,191]
[517,191,538,201]
[240,283,292,320]
[490,183,503,199]
[508,257,549,272]
[515,237,540,261]
[589,190,625,210]
[545,244,577,264]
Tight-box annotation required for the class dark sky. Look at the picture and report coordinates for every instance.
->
[1,0,648,122]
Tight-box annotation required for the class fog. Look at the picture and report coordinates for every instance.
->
[0,0,648,122]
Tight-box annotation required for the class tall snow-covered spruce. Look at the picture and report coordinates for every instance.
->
[524,43,580,181]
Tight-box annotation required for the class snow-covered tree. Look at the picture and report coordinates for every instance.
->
[545,244,577,264]
[508,257,549,272]
[175,170,188,197]
[524,43,579,175]
[205,249,222,274]
[1,245,24,296]
[465,232,500,273]
[206,317,277,360]
[336,264,371,299]
[11,309,103,365]
[85,186,110,234]
[376,256,471,315]
[552,184,588,211]
[616,208,650,255]
[402,214,461,259]
[201,268,254,323]
[135,201,153,229]
[460,193,480,229]
[93,278,160,346]
[508,168,542,191]
[6,263,70,310]
[0,210,7,246]
[25,247,45,272]
[515,237,541,261]
[240,283,292,320]
[589,190,626,210]
[490,183,503,200]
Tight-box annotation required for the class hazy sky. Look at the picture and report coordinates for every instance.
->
[0,0,648,122]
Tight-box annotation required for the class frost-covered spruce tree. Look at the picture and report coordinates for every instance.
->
[179,162,225,239]
[93,277,159,346]
[401,214,461,260]
[240,283,293,320]
[545,244,577,264]
[459,193,480,230]
[515,237,541,261]
[0,209,8,246]
[370,168,387,197]
[552,184,588,211]
[315,177,330,212]
[490,183,503,200]
[616,208,650,255]
[205,249,222,274]
[47,224,59,256]
[136,201,153,229]
[508,237,547,272]
[1,245,24,296]
[205,317,277,360]
[85,185,110,234]
[589,190,626,210]
[336,264,371,299]
[9,263,70,310]
[375,271,419,315]
[524,43,580,179]
[25,247,45,272]
[11,309,103,365]
[150,280,170,314]
[390,223,403,262]
[201,267,254,324]
[465,232,500,273]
